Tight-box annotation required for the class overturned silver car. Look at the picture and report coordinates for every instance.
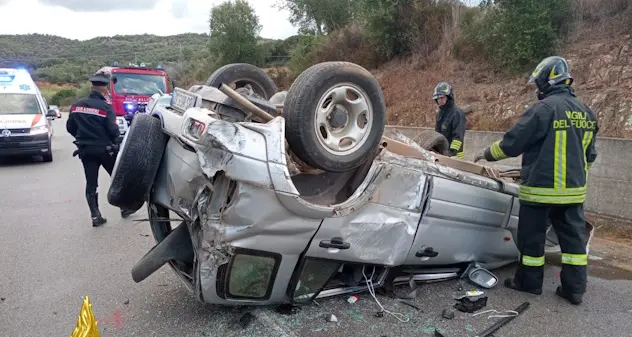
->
[108,62,593,306]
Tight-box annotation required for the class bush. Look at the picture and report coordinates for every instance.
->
[50,88,76,106]
[454,0,573,73]
[288,34,321,76]
[310,24,379,70]
[75,82,91,99]
[360,0,455,62]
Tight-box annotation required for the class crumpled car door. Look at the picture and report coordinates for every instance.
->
[304,162,427,266]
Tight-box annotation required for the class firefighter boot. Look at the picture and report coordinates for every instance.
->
[86,192,107,227]
[504,278,542,295]
[556,286,583,305]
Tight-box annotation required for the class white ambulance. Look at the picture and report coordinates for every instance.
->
[0,68,57,162]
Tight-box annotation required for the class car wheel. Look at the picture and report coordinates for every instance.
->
[42,142,53,162]
[412,130,450,155]
[284,62,386,172]
[107,114,169,212]
[205,63,278,100]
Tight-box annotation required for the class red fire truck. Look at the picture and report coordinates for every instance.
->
[96,63,171,135]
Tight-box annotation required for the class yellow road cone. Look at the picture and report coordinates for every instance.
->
[70,295,100,337]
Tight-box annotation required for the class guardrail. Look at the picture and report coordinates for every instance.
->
[387,126,632,221]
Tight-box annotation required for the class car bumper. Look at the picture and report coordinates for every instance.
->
[0,135,50,156]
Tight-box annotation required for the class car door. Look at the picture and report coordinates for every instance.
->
[403,175,517,266]
[304,162,427,266]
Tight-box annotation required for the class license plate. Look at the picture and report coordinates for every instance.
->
[170,88,200,113]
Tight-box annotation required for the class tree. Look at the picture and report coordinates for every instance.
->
[276,0,360,35]
[209,0,264,66]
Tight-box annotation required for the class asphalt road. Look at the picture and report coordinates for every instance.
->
[1,114,631,337]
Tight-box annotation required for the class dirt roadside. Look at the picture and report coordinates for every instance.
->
[584,213,632,279]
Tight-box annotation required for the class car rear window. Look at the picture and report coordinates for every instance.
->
[0,93,41,115]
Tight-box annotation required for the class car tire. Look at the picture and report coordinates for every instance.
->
[205,63,278,100]
[284,62,386,172]
[107,114,168,212]
[412,130,450,155]
[42,142,53,162]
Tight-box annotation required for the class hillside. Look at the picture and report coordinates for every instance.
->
[277,0,632,139]
[0,33,292,85]
[375,15,632,138]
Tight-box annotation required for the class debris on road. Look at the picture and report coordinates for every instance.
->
[347,295,359,304]
[441,308,455,320]
[276,304,301,315]
[455,289,485,299]
[454,296,488,313]
[434,329,447,337]
[123,299,130,305]
[237,312,255,329]
[473,309,519,319]
[396,299,422,311]
[475,301,530,337]
[326,313,338,322]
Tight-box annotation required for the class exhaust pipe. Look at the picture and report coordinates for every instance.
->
[131,222,194,283]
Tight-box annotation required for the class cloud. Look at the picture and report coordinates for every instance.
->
[37,0,159,12]
[170,0,188,19]
[0,0,297,40]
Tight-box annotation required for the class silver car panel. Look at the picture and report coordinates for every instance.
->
[138,90,592,306]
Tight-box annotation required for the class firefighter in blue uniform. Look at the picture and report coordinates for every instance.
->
[433,82,466,158]
[474,56,598,305]
[67,71,136,227]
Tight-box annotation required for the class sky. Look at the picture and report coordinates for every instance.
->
[0,0,299,40]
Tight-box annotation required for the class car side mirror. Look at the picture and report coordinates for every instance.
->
[46,109,57,117]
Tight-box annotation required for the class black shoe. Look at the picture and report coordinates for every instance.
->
[92,216,107,227]
[121,209,136,218]
[504,278,542,295]
[87,192,106,227]
[556,286,583,305]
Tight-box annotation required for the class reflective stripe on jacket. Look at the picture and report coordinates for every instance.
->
[484,86,598,204]
[435,99,466,158]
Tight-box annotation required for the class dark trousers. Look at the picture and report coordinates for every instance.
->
[514,202,588,294]
[81,148,116,195]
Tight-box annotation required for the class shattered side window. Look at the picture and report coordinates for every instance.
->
[293,259,340,302]
[228,254,277,299]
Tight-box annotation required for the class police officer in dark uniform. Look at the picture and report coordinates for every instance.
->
[433,82,466,158]
[66,71,136,227]
[474,56,598,305]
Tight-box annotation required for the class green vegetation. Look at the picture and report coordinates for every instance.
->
[454,0,573,73]
[1,0,628,105]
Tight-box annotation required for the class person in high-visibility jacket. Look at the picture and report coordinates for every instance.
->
[474,56,598,305]
[433,82,466,158]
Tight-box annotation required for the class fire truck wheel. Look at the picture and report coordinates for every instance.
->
[108,114,168,212]
[205,63,278,100]
[284,62,386,172]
